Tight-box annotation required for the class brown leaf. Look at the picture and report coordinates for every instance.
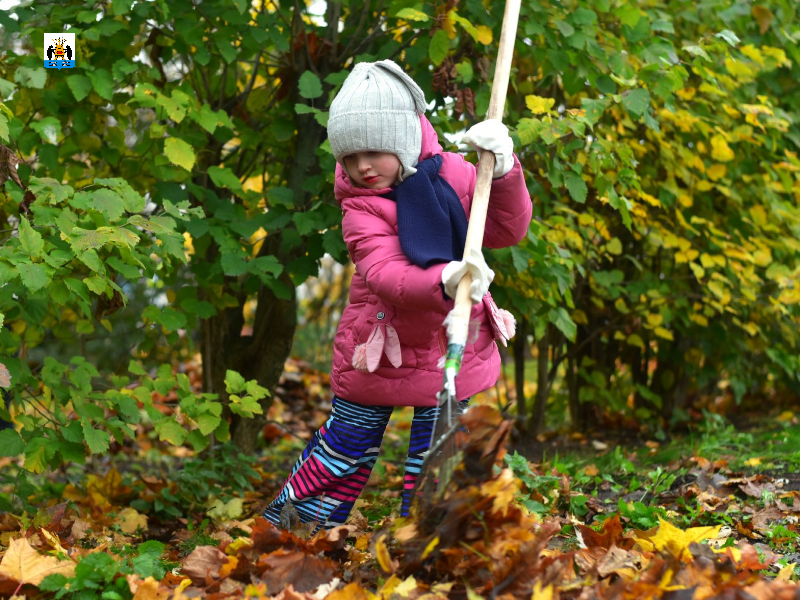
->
[181,545,227,585]
[752,5,774,34]
[577,514,624,549]
[0,537,75,586]
[307,525,355,553]
[257,548,335,594]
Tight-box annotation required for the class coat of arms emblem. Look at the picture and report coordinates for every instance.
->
[44,33,75,70]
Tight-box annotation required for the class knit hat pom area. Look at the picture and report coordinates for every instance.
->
[327,59,427,175]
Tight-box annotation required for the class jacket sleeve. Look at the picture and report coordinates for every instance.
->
[480,155,532,248]
[342,197,451,315]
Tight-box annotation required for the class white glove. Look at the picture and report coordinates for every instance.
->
[461,119,515,178]
[441,248,495,303]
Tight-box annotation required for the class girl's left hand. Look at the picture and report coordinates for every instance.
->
[461,119,515,179]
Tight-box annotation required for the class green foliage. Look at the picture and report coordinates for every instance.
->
[129,443,260,519]
[39,541,167,600]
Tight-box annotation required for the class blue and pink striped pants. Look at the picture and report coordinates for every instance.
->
[263,396,469,533]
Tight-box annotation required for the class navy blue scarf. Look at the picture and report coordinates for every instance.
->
[381,155,468,268]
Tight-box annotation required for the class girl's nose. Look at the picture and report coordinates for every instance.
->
[357,158,371,172]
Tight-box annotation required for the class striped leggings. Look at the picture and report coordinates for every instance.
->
[263,396,469,533]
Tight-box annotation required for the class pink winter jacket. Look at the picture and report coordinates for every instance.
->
[330,115,532,407]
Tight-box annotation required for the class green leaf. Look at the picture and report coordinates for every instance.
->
[208,166,243,191]
[24,438,50,473]
[395,7,429,21]
[225,369,246,394]
[14,67,46,89]
[197,413,221,436]
[164,137,196,172]
[565,173,588,204]
[572,8,598,24]
[298,71,323,99]
[180,298,216,318]
[88,69,115,100]
[18,217,44,257]
[91,189,126,221]
[18,263,51,292]
[155,419,186,445]
[0,113,8,142]
[67,75,93,101]
[429,30,450,66]
[581,97,610,127]
[0,430,25,457]
[715,29,740,47]
[82,419,111,454]
[549,307,577,341]
[555,20,575,37]
[156,308,187,331]
[622,88,651,117]
[69,226,139,252]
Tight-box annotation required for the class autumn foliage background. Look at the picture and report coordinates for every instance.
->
[1,0,800,598]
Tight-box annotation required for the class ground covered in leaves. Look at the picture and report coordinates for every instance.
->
[2,359,800,599]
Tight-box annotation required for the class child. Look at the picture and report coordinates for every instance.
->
[264,59,531,532]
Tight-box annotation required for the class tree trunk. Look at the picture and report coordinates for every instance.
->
[566,342,582,431]
[513,316,528,428]
[531,324,550,434]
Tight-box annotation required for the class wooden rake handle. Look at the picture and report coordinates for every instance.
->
[449,0,522,345]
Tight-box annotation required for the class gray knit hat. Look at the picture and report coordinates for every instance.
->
[328,59,427,176]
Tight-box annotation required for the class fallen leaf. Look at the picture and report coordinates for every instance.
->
[181,545,227,585]
[0,537,75,586]
[373,534,395,574]
[325,582,376,600]
[128,575,170,600]
[630,519,721,562]
[257,548,335,593]
[116,508,148,535]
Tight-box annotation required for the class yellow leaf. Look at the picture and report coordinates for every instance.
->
[525,95,555,115]
[689,313,709,327]
[0,537,76,586]
[421,536,439,560]
[326,583,377,600]
[39,529,68,555]
[531,581,554,600]
[480,468,520,515]
[647,313,663,327]
[749,205,767,226]
[776,562,796,582]
[632,519,721,562]
[744,457,762,467]
[689,263,705,280]
[476,25,492,45]
[707,164,727,181]
[131,576,170,600]
[606,237,623,255]
[696,180,714,192]
[711,135,735,162]
[678,194,693,208]
[654,327,674,341]
[777,411,795,422]
[700,253,716,269]
[225,537,253,555]
[614,297,629,314]
[116,508,148,535]
[627,334,644,349]
[374,534,394,573]
[394,576,418,597]
[573,309,588,325]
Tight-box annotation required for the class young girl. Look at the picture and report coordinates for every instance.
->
[264,59,532,532]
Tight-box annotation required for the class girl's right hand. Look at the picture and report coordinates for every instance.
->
[441,248,495,303]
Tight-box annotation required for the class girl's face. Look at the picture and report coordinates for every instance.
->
[342,152,402,189]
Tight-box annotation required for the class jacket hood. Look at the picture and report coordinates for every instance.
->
[334,113,444,203]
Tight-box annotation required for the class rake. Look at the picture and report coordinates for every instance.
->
[414,0,522,507]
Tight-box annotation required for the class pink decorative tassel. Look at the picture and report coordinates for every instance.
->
[500,309,516,340]
[352,343,368,371]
